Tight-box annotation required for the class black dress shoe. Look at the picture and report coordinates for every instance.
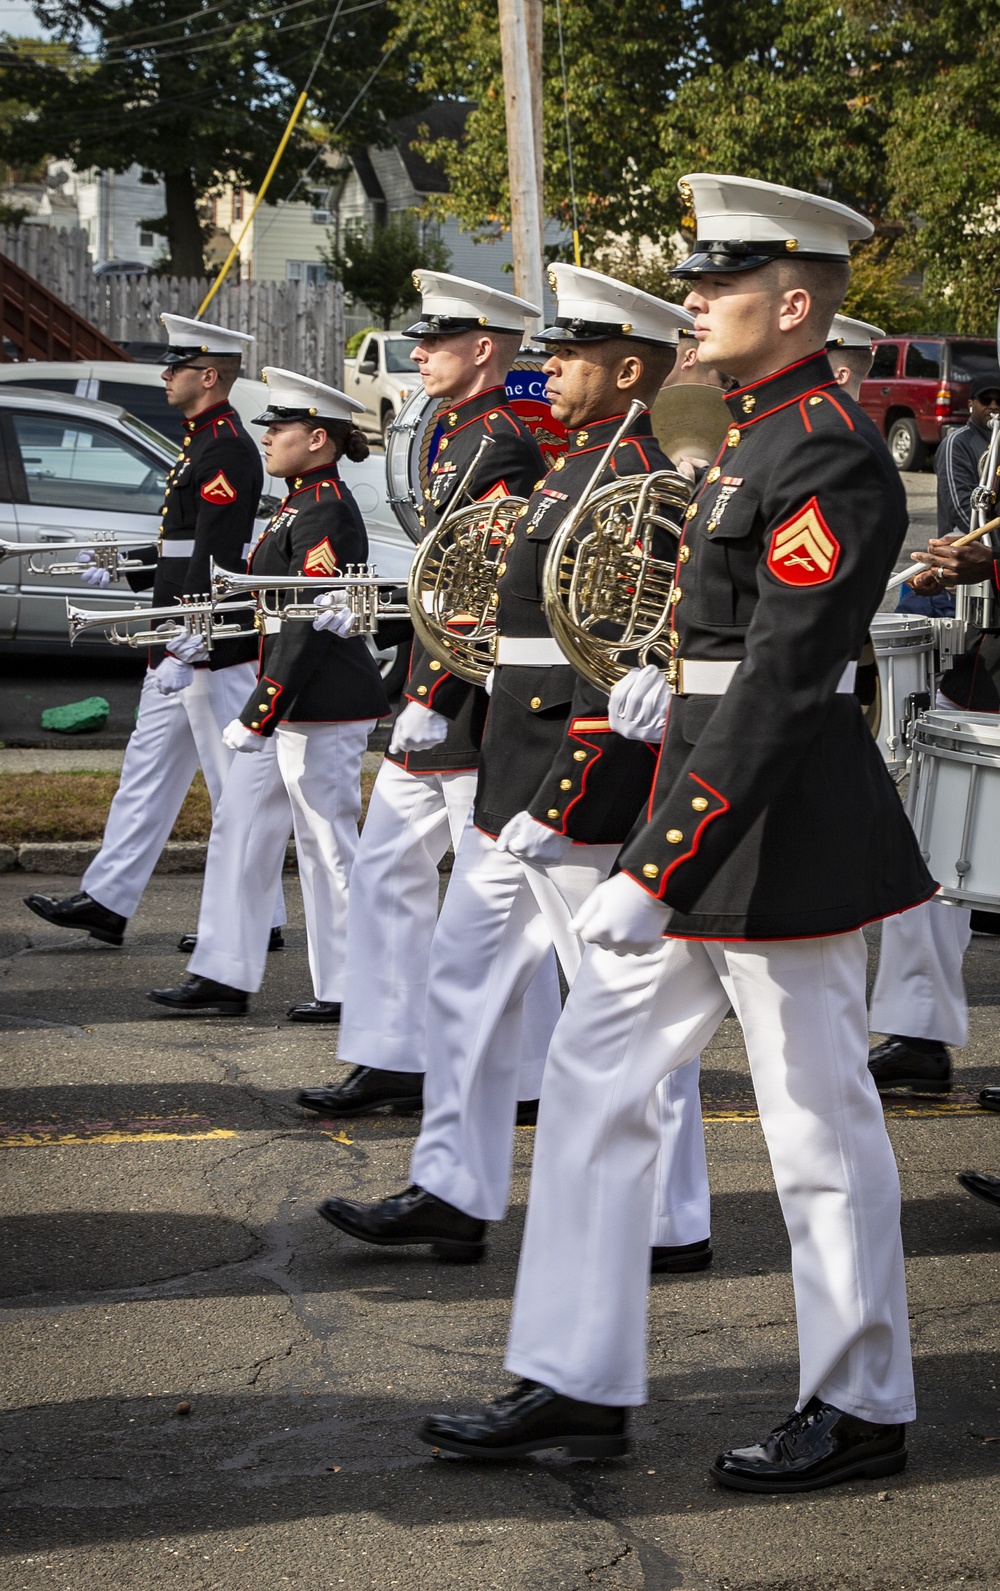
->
[970,910,1000,935]
[24,891,126,947]
[515,1099,539,1126]
[957,1170,1000,1209]
[298,1067,424,1117]
[710,1397,907,1493]
[418,1379,629,1461]
[868,1035,951,1093]
[178,926,285,954]
[287,1000,341,1023]
[147,976,248,1016]
[651,1237,713,1274]
[979,1087,1000,1113]
[317,1184,486,1263]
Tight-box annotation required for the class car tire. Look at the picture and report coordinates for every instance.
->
[366,636,410,699]
[887,416,925,473]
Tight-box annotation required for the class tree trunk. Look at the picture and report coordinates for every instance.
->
[164,169,204,277]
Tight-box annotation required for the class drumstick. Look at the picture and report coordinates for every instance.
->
[885,514,1000,590]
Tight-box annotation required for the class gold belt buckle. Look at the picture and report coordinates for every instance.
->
[665,658,683,693]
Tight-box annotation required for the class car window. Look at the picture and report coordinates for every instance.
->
[98,379,184,444]
[0,377,81,394]
[948,341,1000,381]
[361,338,379,370]
[904,341,942,379]
[384,338,417,374]
[10,412,168,513]
[870,343,899,380]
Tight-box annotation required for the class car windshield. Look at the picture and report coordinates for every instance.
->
[384,338,417,374]
[950,341,1000,381]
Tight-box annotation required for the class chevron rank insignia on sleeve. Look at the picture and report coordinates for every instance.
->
[766,497,841,586]
[200,470,237,504]
[302,538,338,576]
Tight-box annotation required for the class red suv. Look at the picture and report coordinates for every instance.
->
[859,334,997,471]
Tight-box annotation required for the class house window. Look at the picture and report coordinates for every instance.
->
[286,261,328,285]
[138,230,154,248]
[233,190,244,222]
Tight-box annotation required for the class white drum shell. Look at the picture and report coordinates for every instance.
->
[906,708,1000,908]
[870,613,935,773]
[384,387,437,545]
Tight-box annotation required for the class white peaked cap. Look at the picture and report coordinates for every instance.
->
[539,263,695,347]
[160,313,255,362]
[255,367,365,425]
[672,173,873,276]
[405,270,540,336]
[827,312,885,348]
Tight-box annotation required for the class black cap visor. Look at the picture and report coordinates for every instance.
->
[403,314,519,338]
[253,406,346,427]
[162,343,242,369]
[672,240,848,278]
[533,317,677,349]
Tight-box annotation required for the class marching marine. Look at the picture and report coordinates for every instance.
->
[25,315,277,947]
[418,176,935,1492]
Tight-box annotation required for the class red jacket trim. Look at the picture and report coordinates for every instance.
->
[645,771,730,898]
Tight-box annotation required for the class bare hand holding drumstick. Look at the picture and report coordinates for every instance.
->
[907,534,996,593]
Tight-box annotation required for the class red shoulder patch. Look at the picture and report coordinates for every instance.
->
[477,479,510,503]
[200,470,237,505]
[302,538,338,576]
[766,497,841,587]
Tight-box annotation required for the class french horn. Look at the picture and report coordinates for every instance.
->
[406,435,522,686]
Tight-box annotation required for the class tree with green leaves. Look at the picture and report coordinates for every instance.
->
[323,210,451,329]
[0,2,425,276]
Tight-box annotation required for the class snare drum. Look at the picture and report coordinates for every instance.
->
[870,613,935,773]
[384,388,438,545]
[906,708,1000,908]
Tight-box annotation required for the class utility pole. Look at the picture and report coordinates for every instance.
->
[497,0,544,333]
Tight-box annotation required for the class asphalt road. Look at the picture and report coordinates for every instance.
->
[0,872,998,1590]
[0,474,937,751]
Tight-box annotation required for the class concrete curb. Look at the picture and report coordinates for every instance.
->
[1,841,298,875]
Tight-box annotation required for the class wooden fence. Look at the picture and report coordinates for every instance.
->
[0,226,346,384]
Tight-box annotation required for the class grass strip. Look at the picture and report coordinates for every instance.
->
[0,768,378,845]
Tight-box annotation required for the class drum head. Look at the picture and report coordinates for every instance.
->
[383,357,568,545]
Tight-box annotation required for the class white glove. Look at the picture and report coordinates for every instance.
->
[166,630,209,664]
[313,590,357,637]
[222,717,267,753]
[495,809,572,864]
[608,665,671,742]
[152,656,194,695]
[77,551,111,589]
[484,669,495,697]
[569,871,673,955]
[389,700,450,754]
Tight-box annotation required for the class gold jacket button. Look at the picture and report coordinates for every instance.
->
[518,505,529,517]
[726,427,740,447]
[576,430,588,445]
[706,466,721,483]
[706,521,717,534]
[267,686,277,695]
[668,630,680,647]
[489,411,499,419]
[554,457,566,470]
[573,749,587,761]
[808,394,823,406]
[534,479,545,490]
[438,437,448,450]
[741,395,756,414]
[251,721,260,729]
[679,546,691,563]
[447,412,457,425]
[183,436,191,447]
[258,702,268,711]
[497,562,507,577]
[530,696,542,709]
[670,587,682,604]
[666,828,683,843]
[547,808,560,819]
[429,660,442,671]
[691,796,709,811]
[559,778,572,790]
[685,503,698,520]
[416,685,428,696]
[642,863,659,878]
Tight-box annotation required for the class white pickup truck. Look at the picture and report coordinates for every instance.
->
[343,331,420,443]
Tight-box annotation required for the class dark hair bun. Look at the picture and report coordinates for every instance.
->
[344,425,370,463]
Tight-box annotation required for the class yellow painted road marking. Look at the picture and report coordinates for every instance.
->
[0,1128,237,1149]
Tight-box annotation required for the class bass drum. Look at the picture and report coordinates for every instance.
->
[383,360,568,545]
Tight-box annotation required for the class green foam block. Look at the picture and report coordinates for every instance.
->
[41,696,110,734]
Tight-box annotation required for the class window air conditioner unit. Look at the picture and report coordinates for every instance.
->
[312,209,332,225]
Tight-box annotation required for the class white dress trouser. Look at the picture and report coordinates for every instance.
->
[338,758,561,1083]
[410,818,710,1248]
[83,663,280,927]
[869,899,972,1047]
[188,719,373,999]
[506,930,914,1425]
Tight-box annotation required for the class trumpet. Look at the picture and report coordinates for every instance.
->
[0,535,156,577]
[66,594,256,649]
[209,562,410,634]
[542,400,691,692]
